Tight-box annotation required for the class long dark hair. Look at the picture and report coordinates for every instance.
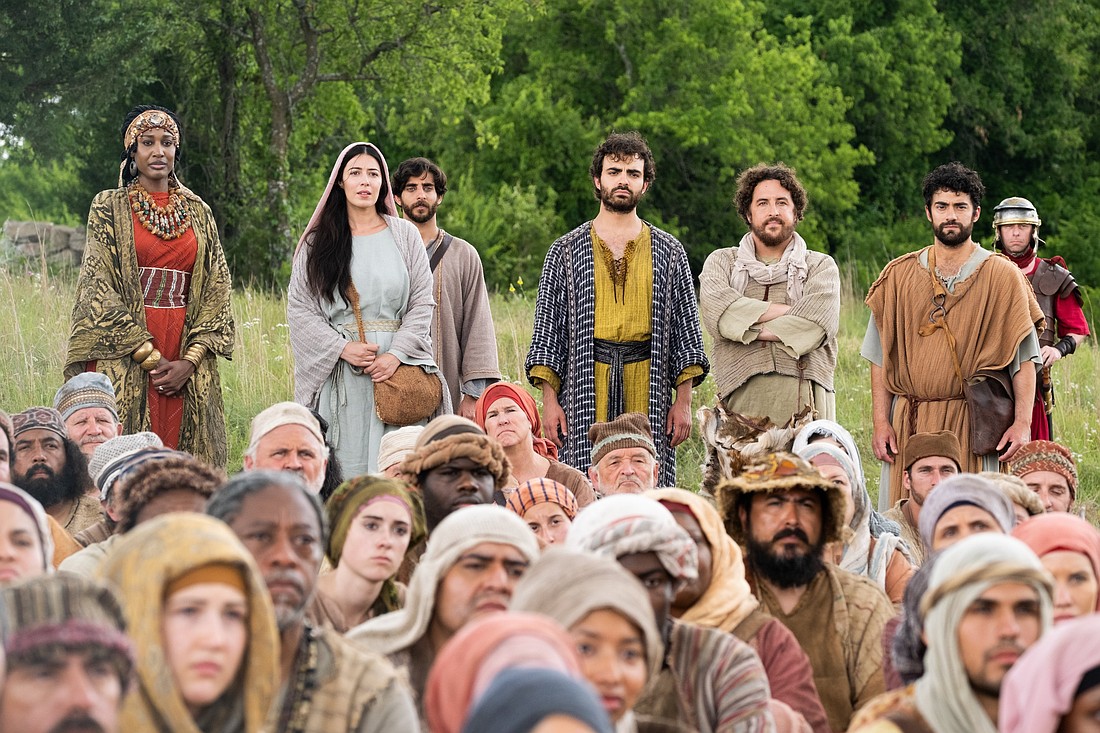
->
[119,104,183,187]
[305,144,390,304]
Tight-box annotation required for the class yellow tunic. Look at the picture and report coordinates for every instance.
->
[531,224,700,421]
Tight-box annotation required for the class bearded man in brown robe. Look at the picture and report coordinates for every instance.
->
[862,162,1044,509]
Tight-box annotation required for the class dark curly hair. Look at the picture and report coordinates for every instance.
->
[922,162,985,209]
[732,163,808,225]
[115,456,224,533]
[589,132,656,193]
[119,104,183,187]
[392,157,448,198]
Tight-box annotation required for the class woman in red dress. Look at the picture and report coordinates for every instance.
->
[66,105,234,467]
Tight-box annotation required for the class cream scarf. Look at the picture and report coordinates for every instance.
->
[730,231,810,302]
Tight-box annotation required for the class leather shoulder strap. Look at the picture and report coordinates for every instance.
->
[429,233,454,273]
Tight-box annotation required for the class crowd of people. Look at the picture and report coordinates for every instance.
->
[0,104,1094,733]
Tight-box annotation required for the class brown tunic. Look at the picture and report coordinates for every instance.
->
[751,563,893,733]
[865,249,1043,502]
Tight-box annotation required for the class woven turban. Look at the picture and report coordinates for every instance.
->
[1010,440,1078,497]
[402,416,510,489]
[505,478,578,520]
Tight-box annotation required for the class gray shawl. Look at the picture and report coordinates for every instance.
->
[287,215,441,407]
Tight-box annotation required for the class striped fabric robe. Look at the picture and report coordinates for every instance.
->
[525,221,708,486]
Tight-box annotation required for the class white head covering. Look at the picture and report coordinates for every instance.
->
[914,533,1052,733]
[347,504,539,654]
[294,141,397,257]
[566,494,697,583]
[792,418,865,488]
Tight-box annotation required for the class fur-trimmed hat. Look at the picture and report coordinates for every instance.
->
[401,416,510,489]
[715,451,848,544]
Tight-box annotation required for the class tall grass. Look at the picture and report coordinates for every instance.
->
[1,266,1096,510]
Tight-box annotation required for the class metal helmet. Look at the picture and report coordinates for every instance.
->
[992,196,1042,249]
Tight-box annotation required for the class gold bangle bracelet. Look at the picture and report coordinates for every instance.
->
[140,349,162,371]
[132,341,154,363]
[182,352,202,368]
[184,345,206,362]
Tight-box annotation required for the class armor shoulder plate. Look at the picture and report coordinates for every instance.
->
[1031,258,1076,298]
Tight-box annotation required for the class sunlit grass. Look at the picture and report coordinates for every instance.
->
[1,267,1095,507]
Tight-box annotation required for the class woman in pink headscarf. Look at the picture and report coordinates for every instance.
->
[475,382,595,506]
[1013,512,1100,623]
[424,611,596,733]
[288,142,444,477]
[1000,614,1100,733]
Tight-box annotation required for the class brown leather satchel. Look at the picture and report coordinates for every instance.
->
[963,368,1015,456]
[346,282,442,427]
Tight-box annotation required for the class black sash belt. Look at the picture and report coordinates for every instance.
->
[593,338,651,419]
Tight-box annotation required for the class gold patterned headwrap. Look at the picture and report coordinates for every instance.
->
[123,109,180,150]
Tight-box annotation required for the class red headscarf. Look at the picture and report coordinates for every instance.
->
[475,383,558,460]
[1013,512,1100,611]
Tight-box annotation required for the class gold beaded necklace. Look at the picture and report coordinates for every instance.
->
[127,181,192,240]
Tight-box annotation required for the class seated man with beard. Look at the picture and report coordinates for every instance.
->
[11,407,101,538]
[717,452,894,733]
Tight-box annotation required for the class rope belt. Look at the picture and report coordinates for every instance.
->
[593,338,650,419]
[905,394,964,435]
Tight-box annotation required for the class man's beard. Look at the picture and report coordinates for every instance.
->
[49,713,107,733]
[14,464,82,509]
[403,199,439,224]
[747,528,826,589]
[935,219,973,247]
[598,185,642,214]
[751,217,795,249]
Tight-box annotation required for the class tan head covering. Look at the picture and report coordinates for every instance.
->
[401,415,510,489]
[506,478,578,520]
[347,504,539,655]
[376,425,424,473]
[511,548,664,683]
[246,401,325,456]
[98,513,280,733]
[647,488,758,632]
[979,471,1044,517]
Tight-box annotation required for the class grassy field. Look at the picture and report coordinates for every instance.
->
[1,264,1096,510]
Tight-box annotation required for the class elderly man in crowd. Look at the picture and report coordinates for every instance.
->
[208,470,418,732]
[849,534,1052,733]
[11,407,100,537]
[718,452,894,733]
[916,474,1017,556]
[881,431,961,566]
[53,372,123,458]
[242,402,329,494]
[1009,439,1078,513]
[0,574,136,733]
[567,494,777,732]
[348,504,539,725]
[587,412,660,496]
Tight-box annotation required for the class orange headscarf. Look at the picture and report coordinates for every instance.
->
[475,382,558,460]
